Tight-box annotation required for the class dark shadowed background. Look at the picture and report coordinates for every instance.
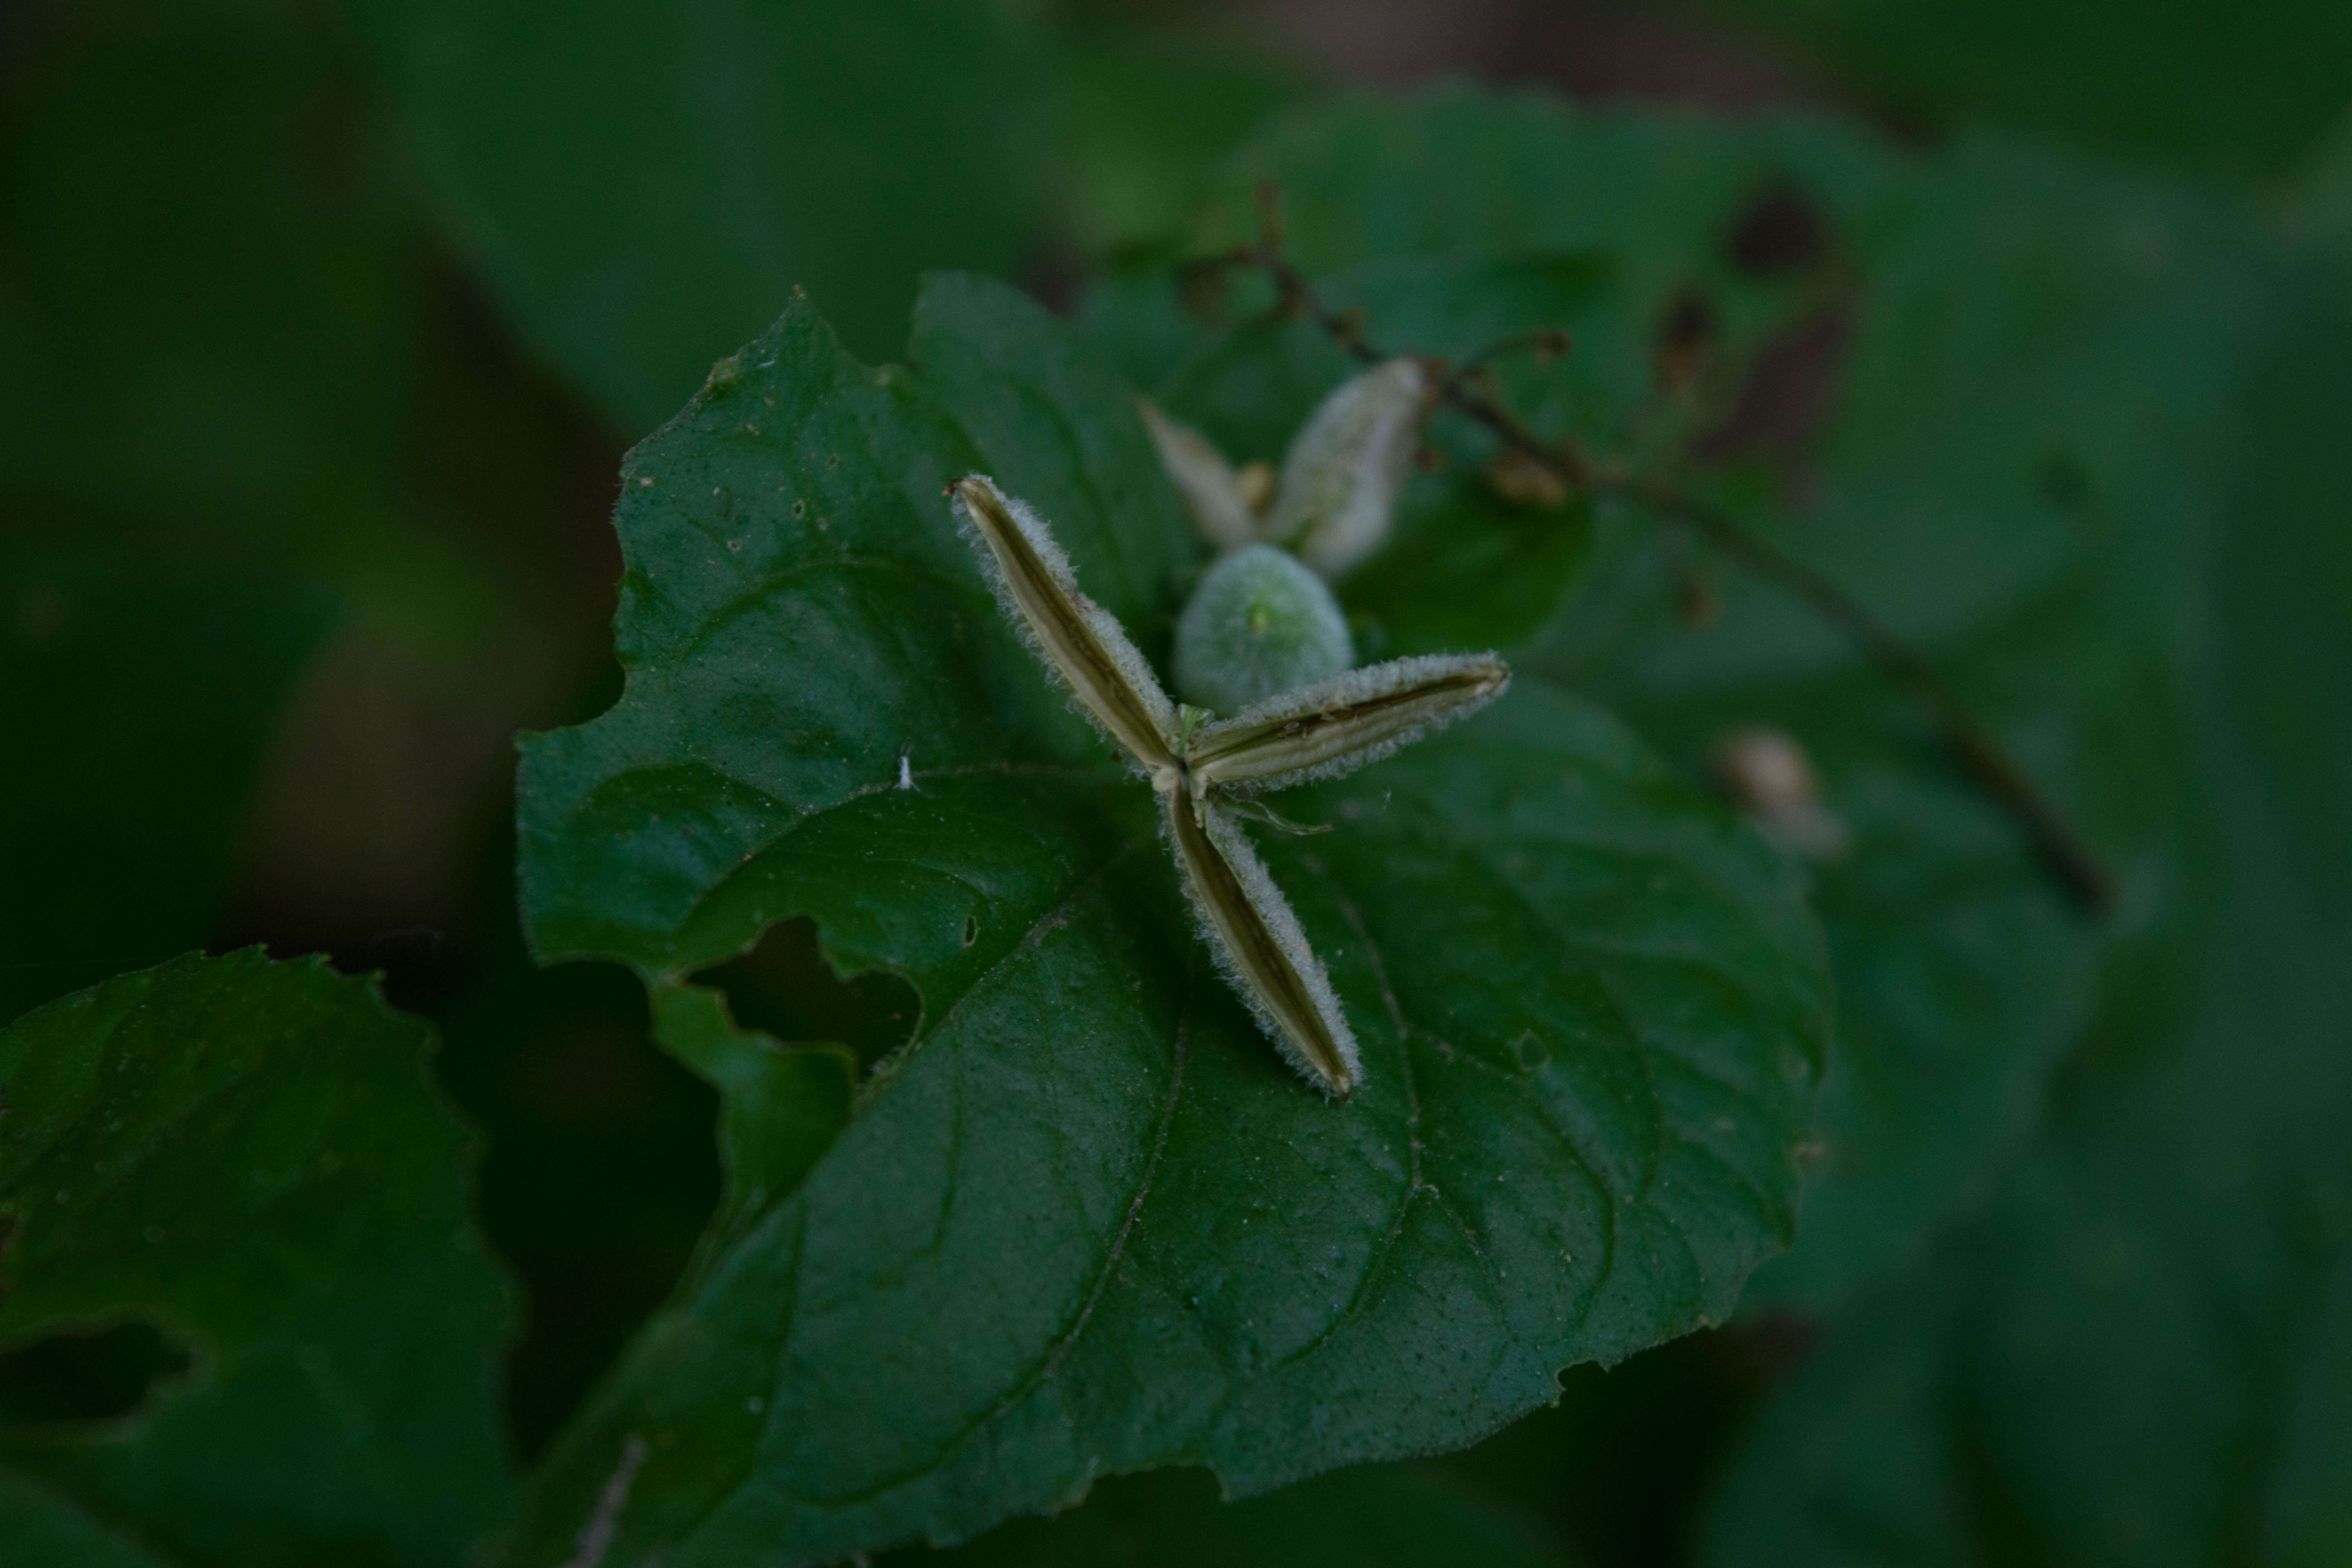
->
[7,2,2350,1564]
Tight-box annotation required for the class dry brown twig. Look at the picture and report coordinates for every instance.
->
[1216,183,2112,914]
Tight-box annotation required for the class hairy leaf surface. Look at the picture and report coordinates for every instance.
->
[510,273,1827,1561]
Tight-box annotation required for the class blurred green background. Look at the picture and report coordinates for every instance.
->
[5,1,2348,1563]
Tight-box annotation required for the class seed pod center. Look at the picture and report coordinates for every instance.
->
[1172,544,1354,714]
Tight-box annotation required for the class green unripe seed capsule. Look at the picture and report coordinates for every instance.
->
[1172,544,1354,713]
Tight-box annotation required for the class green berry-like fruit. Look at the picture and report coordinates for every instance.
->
[1173,544,1354,713]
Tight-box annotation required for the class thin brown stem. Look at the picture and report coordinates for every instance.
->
[1226,220,2111,914]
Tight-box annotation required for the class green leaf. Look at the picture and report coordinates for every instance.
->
[1049,28,1312,260]
[1172,88,1896,341]
[1700,695,2352,1568]
[0,12,412,536]
[891,1460,1574,1568]
[0,951,515,1566]
[1546,132,2253,1309]
[1702,263,2352,1568]
[1106,88,2256,1309]
[0,8,504,650]
[0,544,330,1025]
[352,0,1050,434]
[509,274,1828,1560]
[1693,0,2352,179]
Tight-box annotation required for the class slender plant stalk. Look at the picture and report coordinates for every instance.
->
[1221,198,2112,914]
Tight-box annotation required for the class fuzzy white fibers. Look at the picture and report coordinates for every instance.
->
[1161,791,1361,1095]
[1269,359,1429,579]
[951,474,1180,775]
[1138,399,1260,553]
[1186,651,1510,794]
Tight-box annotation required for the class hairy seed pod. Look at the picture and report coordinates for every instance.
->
[1172,544,1354,714]
[1164,791,1361,1096]
[1138,399,1261,552]
[948,472,1510,1098]
[1185,652,1510,795]
[1267,358,1430,577]
[949,475,1179,781]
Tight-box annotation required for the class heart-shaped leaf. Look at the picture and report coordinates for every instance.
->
[510,273,1827,1561]
[0,951,514,1565]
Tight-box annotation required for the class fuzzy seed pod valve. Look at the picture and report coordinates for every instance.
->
[947,473,1508,1098]
[1138,399,1260,553]
[1140,361,1432,579]
[1269,358,1432,577]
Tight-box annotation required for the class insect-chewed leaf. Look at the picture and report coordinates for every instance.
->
[1140,398,1263,552]
[951,474,1181,776]
[1162,789,1361,1095]
[1186,652,1510,794]
[1268,358,1430,577]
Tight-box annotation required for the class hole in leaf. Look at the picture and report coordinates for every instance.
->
[962,913,978,947]
[438,951,720,1464]
[1653,288,1715,396]
[1692,304,1855,472]
[1727,181,1827,276]
[0,1319,192,1426]
[694,916,918,1074]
